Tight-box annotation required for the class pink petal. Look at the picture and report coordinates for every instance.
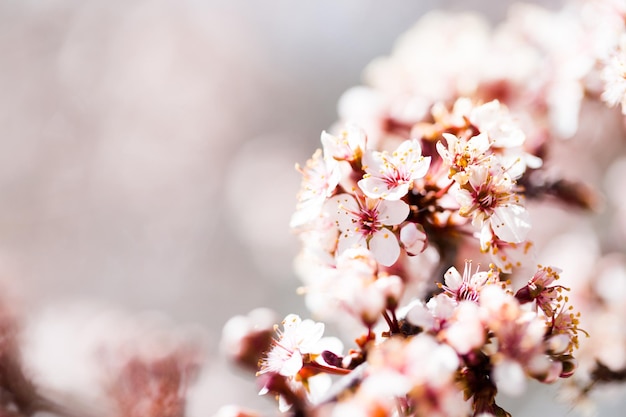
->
[280,350,303,377]
[361,149,385,175]
[493,359,526,396]
[444,266,463,290]
[327,193,359,230]
[358,176,394,199]
[337,232,366,254]
[400,223,427,255]
[377,200,410,226]
[490,204,531,243]
[369,229,401,266]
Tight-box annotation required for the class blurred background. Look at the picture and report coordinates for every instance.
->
[8,0,621,416]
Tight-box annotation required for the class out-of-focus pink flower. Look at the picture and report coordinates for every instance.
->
[602,34,626,114]
[258,314,325,378]
[220,308,278,372]
[321,125,367,163]
[291,149,341,228]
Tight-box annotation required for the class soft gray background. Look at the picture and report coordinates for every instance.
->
[5,0,622,416]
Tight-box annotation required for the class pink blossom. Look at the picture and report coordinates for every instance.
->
[328,193,409,266]
[399,223,427,255]
[602,33,626,114]
[436,132,491,184]
[441,260,499,302]
[258,314,329,378]
[479,225,534,273]
[456,165,530,243]
[320,124,367,162]
[515,266,565,317]
[358,138,431,200]
[291,149,341,228]
[442,301,486,355]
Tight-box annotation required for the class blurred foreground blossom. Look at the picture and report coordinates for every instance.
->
[23,304,206,417]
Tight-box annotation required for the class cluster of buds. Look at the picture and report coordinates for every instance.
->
[222,0,626,416]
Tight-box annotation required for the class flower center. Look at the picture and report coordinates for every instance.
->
[358,209,381,236]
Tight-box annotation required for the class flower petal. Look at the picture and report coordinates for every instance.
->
[358,176,395,199]
[490,204,531,243]
[369,229,401,266]
[377,199,410,225]
[280,349,303,377]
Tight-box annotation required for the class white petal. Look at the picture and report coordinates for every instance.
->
[278,395,293,412]
[361,149,384,174]
[454,188,474,209]
[327,193,359,230]
[400,223,427,255]
[493,359,526,396]
[478,224,494,252]
[383,182,412,201]
[358,176,392,199]
[409,156,431,180]
[378,199,410,225]
[490,204,531,243]
[436,140,451,161]
[307,373,333,404]
[369,230,401,266]
[337,232,366,255]
[299,320,325,349]
[315,336,344,356]
[467,165,489,189]
[345,124,367,150]
[441,132,458,151]
[406,301,435,329]
[468,132,491,154]
[361,370,412,397]
[282,314,302,329]
[445,302,485,355]
[444,266,463,290]
[280,350,303,377]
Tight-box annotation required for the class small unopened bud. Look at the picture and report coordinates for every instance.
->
[559,355,578,378]
[514,285,533,304]
[375,274,404,309]
[400,223,427,255]
[321,350,343,368]
[546,334,571,355]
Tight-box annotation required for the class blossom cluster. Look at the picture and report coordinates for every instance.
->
[221,0,626,416]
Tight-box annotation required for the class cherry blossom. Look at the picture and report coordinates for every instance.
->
[258,314,341,379]
[436,132,492,184]
[358,138,431,200]
[440,260,499,302]
[218,1,626,414]
[602,33,626,114]
[328,193,409,266]
[291,149,341,228]
[320,124,367,162]
[257,314,324,378]
[515,265,566,317]
[399,223,427,255]
[455,165,530,243]
[479,225,534,273]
